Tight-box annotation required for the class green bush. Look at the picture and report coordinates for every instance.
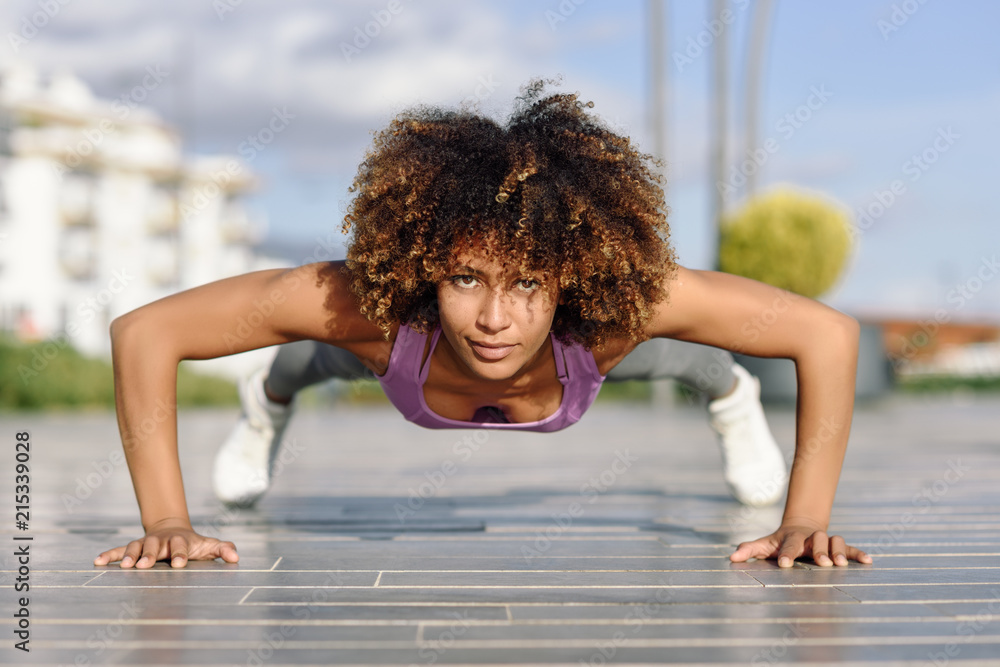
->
[0,335,237,411]
[719,186,854,298]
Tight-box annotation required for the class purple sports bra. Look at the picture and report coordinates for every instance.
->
[374,321,606,432]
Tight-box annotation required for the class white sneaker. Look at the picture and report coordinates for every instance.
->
[212,368,296,507]
[706,363,787,507]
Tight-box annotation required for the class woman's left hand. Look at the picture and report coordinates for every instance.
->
[730,523,873,567]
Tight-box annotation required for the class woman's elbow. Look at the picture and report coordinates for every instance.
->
[824,313,860,352]
[837,313,860,340]
[110,308,155,347]
[110,312,141,341]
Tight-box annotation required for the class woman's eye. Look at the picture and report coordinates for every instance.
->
[451,275,479,288]
[518,279,540,291]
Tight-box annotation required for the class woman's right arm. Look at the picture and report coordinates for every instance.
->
[95,261,379,568]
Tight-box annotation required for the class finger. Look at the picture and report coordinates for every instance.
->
[729,542,754,563]
[121,540,145,569]
[809,531,833,567]
[218,541,240,564]
[94,546,126,566]
[136,536,161,569]
[829,535,848,566]
[847,544,873,564]
[777,532,806,568]
[730,539,777,563]
[168,535,189,568]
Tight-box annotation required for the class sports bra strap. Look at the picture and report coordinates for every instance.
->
[551,333,568,380]
[417,325,439,383]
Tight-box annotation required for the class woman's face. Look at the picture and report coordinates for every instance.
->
[436,247,560,382]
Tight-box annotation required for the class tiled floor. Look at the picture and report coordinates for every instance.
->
[2,390,1000,665]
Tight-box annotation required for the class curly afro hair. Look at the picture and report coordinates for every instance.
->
[331,76,679,350]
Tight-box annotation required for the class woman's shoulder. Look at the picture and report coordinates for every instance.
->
[280,261,404,375]
[578,335,640,377]
[277,261,396,345]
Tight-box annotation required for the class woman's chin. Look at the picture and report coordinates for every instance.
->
[462,354,521,380]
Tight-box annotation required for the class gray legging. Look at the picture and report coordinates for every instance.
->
[265,335,736,401]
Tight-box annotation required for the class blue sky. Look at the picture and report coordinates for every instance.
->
[3,0,998,322]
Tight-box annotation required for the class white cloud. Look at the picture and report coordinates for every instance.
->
[2,1,627,174]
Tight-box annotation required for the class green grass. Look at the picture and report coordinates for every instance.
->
[0,335,237,411]
[595,380,653,402]
[895,374,1000,393]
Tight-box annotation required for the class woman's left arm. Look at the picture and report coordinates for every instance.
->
[645,265,872,567]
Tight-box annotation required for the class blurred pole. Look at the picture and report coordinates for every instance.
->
[647,0,676,407]
[709,0,728,271]
[647,0,667,180]
[173,23,195,289]
[744,0,776,200]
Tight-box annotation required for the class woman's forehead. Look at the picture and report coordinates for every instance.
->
[447,247,547,278]
[445,228,554,276]
[448,250,517,274]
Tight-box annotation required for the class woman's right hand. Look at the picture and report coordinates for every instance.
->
[93,518,239,569]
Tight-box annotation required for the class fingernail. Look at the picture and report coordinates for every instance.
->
[778,557,791,567]
[172,557,183,567]
[137,557,147,565]
[121,557,133,566]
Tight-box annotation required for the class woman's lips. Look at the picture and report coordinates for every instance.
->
[470,341,515,360]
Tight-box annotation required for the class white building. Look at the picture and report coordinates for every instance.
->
[0,63,285,381]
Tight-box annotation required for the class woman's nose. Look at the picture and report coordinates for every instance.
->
[478,289,512,331]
